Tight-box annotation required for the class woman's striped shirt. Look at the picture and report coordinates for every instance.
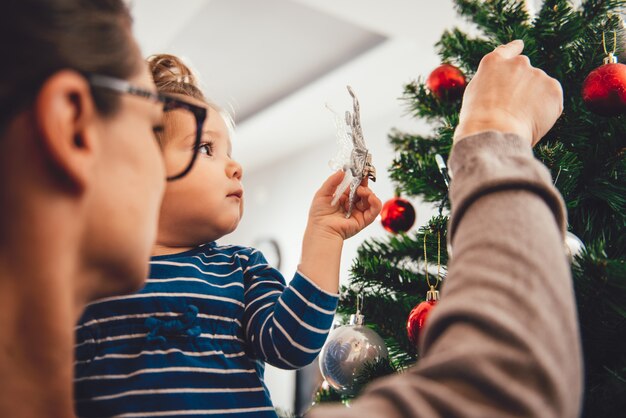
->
[74,242,339,417]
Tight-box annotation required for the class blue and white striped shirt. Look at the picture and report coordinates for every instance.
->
[74,242,339,417]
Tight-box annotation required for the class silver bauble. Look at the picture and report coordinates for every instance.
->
[564,231,585,264]
[319,313,388,396]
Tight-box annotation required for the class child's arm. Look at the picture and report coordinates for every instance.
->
[299,170,382,294]
[242,172,380,368]
[243,251,339,369]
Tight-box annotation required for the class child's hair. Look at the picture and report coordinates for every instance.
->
[147,54,206,102]
[147,53,236,143]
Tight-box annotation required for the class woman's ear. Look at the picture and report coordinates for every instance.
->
[34,70,99,192]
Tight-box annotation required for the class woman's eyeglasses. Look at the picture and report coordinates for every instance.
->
[88,74,207,181]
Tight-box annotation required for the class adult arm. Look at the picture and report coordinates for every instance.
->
[307,40,582,418]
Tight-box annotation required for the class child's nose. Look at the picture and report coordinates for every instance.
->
[227,159,243,180]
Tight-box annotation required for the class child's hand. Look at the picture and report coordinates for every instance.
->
[307,170,382,241]
[299,171,382,293]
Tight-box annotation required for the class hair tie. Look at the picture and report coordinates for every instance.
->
[176,75,193,85]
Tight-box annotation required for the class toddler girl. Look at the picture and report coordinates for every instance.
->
[74,54,381,417]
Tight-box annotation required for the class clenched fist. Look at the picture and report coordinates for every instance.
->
[454,40,563,146]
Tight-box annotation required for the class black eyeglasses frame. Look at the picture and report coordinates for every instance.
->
[88,73,207,181]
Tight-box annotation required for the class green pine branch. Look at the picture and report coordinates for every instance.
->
[336,216,449,360]
[454,0,531,41]
[388,127,453,202]
[437,28,493,74]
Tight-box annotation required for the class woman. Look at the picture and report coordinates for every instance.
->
[0,1,201,416]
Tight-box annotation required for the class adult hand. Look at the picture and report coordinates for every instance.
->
[454,40,563,146]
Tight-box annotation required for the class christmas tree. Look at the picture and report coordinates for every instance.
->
[316,1,626,417]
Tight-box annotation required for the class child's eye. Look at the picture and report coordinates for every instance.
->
[198,142,214,156]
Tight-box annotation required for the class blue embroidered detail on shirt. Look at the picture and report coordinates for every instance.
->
[145,304,201,343]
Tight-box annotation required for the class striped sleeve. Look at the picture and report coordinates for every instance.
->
[243,250,339,369]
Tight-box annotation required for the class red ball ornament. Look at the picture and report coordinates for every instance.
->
[406,287,440,348]
[426,64,467,102]
[581,54,626,117]
[380,197,416,233]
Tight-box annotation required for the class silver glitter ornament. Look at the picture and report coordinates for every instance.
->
[564,231,585,264]
[318,312,388,396]
[328,86,376,218]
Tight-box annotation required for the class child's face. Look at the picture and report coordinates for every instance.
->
[157,102,243,247]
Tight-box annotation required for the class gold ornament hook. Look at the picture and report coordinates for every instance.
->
[602,31,618,64]
[423,229,442,290]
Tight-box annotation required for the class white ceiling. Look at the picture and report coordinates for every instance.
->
[130,0,467,171]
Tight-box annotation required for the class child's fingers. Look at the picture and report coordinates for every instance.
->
[355,186,382,220]
[354,187,372,211]
[343,178,371,210]
[367,193,383,219]
[355,197,367,212]
[319,170,346,198]
[355,185,373,201]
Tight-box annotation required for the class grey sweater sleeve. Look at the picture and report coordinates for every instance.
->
[306,132,583,418]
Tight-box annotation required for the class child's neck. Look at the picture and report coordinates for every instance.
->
[152,243,203,257]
